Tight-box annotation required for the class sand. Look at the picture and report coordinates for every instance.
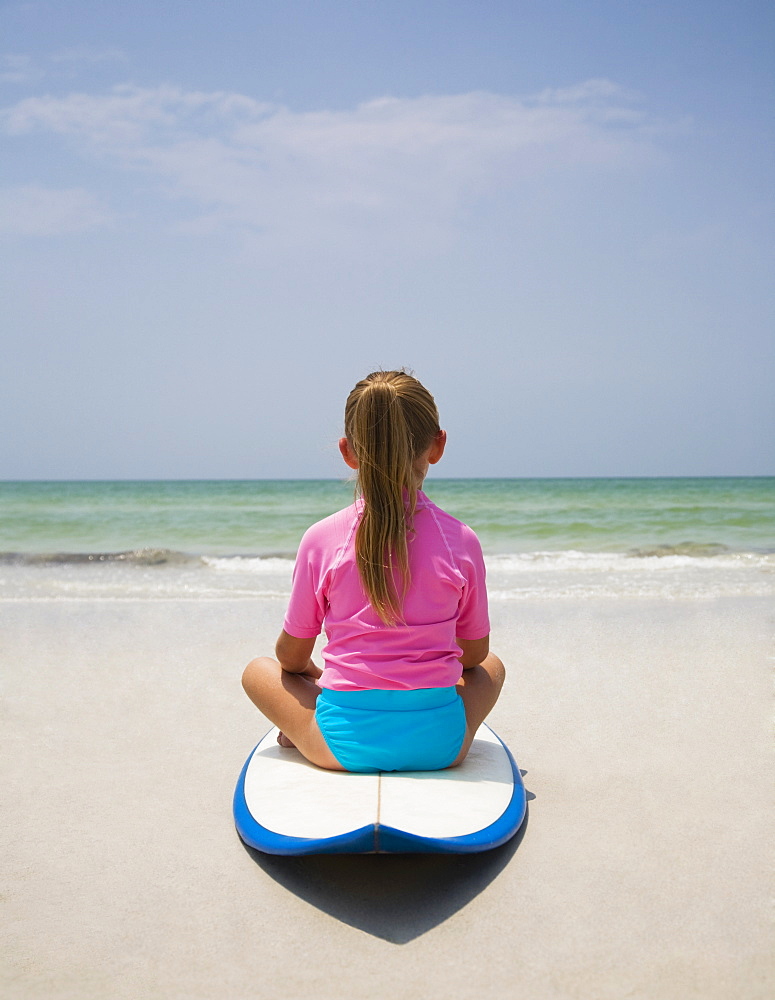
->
[2,594,772,1000]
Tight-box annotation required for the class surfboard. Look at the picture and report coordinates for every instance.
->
[233,723,526,855]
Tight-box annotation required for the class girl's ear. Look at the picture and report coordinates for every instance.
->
[339,437,359,470]
[428,429,447,465]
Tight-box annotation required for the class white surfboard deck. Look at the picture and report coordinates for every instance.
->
[234,724,526,854]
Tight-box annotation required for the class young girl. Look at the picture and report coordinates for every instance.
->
[242,370,504,772]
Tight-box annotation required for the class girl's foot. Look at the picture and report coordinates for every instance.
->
[277,731,297,748]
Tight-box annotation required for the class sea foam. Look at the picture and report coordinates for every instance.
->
[1,548,771,602]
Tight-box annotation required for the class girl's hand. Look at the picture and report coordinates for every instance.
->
[302,659,323,679]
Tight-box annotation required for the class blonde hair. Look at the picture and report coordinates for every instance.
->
[344,370,440,625]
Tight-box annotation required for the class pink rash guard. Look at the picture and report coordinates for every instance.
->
[282,490,490,691]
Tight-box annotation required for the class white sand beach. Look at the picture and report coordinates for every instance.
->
[2,593,772,999]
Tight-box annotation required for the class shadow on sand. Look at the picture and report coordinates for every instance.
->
[242,781,533,944]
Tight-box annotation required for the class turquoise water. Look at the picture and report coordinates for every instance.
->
[1,479,772,601]
[0,478,773,559]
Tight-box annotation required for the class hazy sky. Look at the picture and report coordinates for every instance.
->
[1,0,773,478]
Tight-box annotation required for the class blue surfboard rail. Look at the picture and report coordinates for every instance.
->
[374,738,526,854]
[233,750,379,855]
[233,727,526,856]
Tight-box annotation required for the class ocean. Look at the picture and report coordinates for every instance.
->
[1,477,773,602]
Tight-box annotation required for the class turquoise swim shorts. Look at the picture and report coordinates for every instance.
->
[314,686,467,773]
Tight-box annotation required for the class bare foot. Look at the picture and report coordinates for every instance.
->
[277,731,297,748]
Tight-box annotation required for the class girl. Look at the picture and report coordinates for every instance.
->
[242,370,504,772]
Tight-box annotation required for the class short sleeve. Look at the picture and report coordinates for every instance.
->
[455,527,490,640]
[282,527,327,638]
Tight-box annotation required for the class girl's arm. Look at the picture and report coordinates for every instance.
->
[457,636,490,670]
[275,630,322,679]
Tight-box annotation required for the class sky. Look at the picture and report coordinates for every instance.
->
[1,0,773,479]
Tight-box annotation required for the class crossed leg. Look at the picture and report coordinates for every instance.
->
[450,652,506,766]
[241,650,505,771]
[241,657,344,770]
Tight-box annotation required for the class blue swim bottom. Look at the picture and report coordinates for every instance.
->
[314,686,467,773]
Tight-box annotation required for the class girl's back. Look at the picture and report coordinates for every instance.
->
[284,490,489,691]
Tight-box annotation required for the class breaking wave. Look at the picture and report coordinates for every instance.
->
[0,548,203,567]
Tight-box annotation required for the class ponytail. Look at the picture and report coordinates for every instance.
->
[344,371,440,625]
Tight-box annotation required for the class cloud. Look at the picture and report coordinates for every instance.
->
[533,78,638,105]
[4,83,266,141]
[1,81,662,243]
[0,184,110,235]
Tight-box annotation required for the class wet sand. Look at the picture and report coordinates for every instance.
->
[2,595,772,999]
